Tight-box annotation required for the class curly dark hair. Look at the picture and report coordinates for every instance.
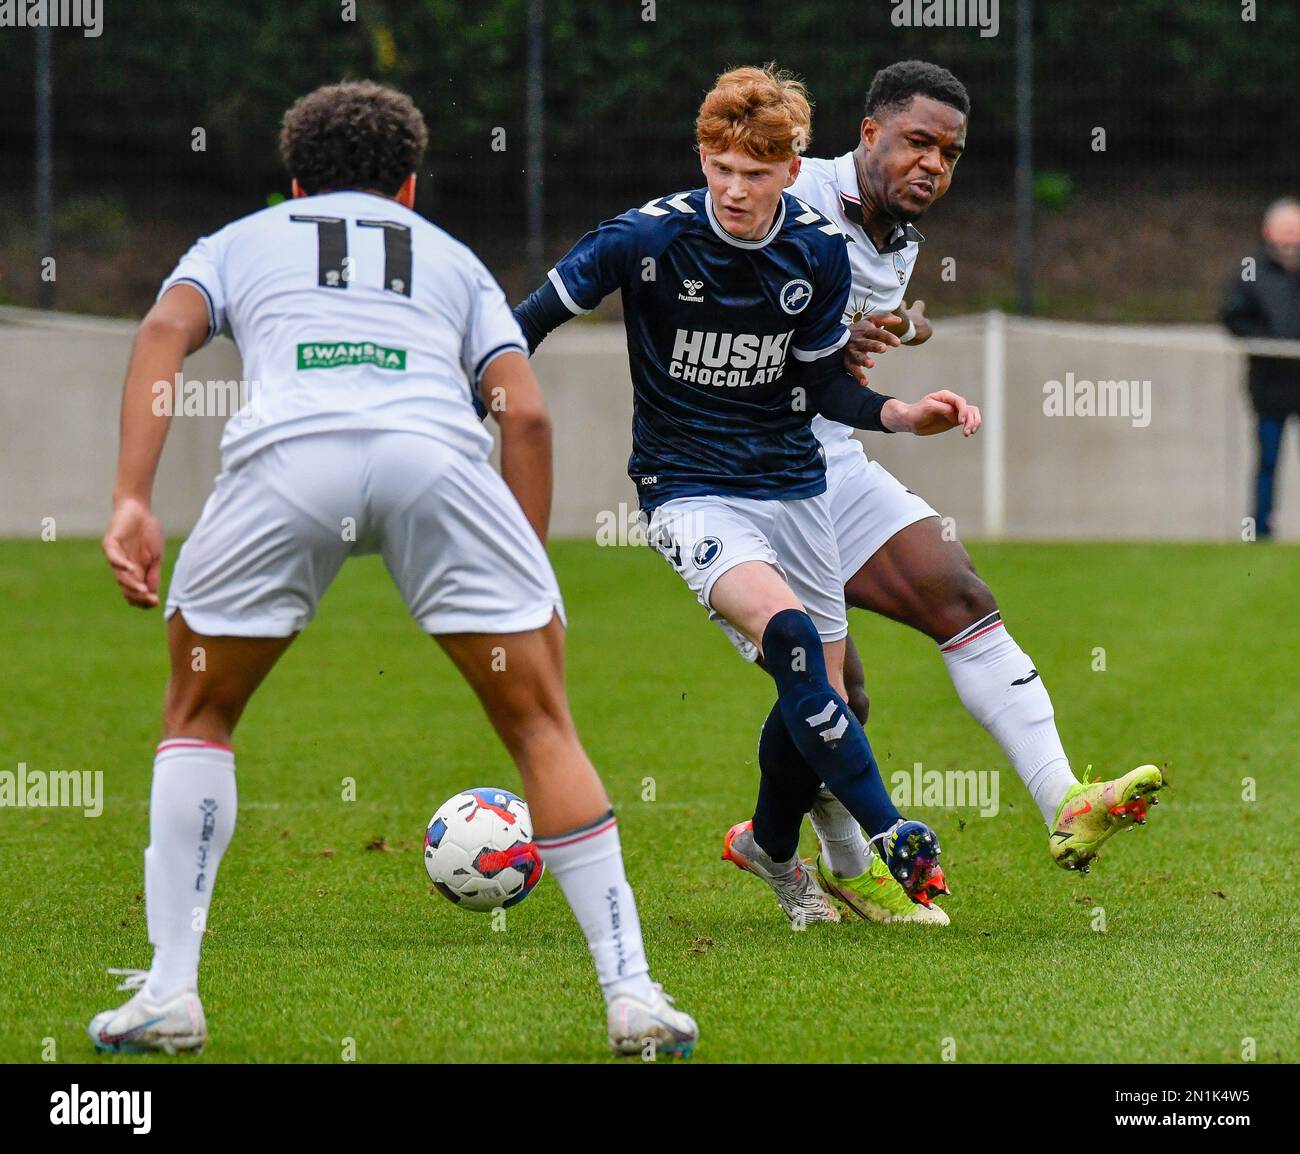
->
[865,60,969,121]
[279,81,429,196]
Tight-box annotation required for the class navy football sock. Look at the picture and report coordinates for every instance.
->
[751,702,822,862]
[762,609,901,836]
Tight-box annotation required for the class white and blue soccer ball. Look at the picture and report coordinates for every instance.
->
[424,788,544,911]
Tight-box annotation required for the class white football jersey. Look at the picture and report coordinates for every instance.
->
[159,190,525,470]
[789,153,923,459]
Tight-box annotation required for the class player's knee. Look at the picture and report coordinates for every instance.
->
[504,713,583,783]
[486,681,575,759]
[762,608,822,673]
[503,710,566,749]
[162,685,238,743]
[925,563,997,642]
[956,566,997,622]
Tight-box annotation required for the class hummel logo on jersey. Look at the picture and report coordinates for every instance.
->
[669,329,793,387]
[805,699,849,743]
[678,278,704,303]
[779,279,813,315]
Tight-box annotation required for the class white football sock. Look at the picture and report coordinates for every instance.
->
[535,812,655,1005]
[809,787,871,877]
[940,612,1078,824]
[143,740,237,1001]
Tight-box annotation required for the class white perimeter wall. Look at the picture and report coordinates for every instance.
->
[2,306,1297,541]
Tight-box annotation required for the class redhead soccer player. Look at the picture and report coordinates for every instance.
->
[514,66,979,923]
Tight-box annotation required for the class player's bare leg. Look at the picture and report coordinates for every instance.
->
[90,614,295,1054]
[711,562,946,914]
[435,616,608,837]
[843,516,993,644]
[437,615,697,1058]
[162,614,297,743]
[840,633,871,726]
[841,515,1162,869]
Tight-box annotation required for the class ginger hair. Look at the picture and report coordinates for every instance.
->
[695,64,812,161]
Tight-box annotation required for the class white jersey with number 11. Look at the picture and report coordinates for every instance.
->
[159,190,526,471]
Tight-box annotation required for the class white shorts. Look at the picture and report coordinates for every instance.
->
[826,449,940,584]
[704,451,940,661]
[643,491,849,662]
[166,430,565,638]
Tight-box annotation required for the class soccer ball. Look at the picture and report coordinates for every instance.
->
[424,788,544,911]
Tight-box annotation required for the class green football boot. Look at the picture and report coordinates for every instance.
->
[1049,764,1165,873]
[815,852,950,925]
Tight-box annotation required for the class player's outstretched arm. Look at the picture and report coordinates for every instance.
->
[102,284,210,608]
[483,350,554,544]
[813,370,896,432]
[812,368,980,437]
[881,389,981,437]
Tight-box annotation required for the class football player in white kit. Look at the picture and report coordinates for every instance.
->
[91,82,697,1058]
[745,62,1163,925]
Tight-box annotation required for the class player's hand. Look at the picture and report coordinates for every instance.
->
[843,313,903,383]
[884,390,982,437]
[102,498,164,608]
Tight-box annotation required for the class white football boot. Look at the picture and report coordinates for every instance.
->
[607,983,698,1059]
[88,969,206,1055]
[722,820,840,925]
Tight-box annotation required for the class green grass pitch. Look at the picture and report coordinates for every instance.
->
[1,538,1297,1063]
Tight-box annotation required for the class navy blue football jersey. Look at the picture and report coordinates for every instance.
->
[543,187,852,509]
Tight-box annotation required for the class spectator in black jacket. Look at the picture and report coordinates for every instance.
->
[1221,198,1300,538]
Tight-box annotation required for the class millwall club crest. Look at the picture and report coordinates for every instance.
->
[893,253,907,286]
[692,537,723,569]
[779,278,813,315]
